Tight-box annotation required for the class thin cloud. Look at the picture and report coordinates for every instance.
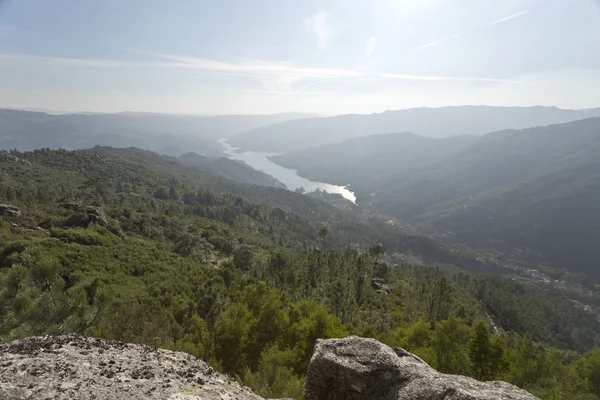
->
[380,72,523,83]
[365,37,378,56]
[407,32,467,53]
[297,80,324,91]
[304,11,331,50]
[489,10,528,25]
[0,52,361,80]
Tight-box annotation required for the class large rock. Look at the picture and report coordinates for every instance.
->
[0,335,265,400]
[305,336,539,400]
[87,206,109,227]
[0,204,21,217]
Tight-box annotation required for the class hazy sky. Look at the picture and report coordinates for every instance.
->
[1,0,599,114]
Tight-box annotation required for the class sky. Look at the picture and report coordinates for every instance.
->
[0,0,599,115]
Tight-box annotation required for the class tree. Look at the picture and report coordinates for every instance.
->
[213,303,255,373]
[369,243,386,264]
[234,245,256,271]
[434,315,471,375]
[317,226,328,249]
[468,321,502,380]
[153,187,169,200]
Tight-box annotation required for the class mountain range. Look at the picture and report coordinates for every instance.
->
[229,106,600,153]
[0,109,314,156]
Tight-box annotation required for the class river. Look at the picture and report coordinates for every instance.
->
[220,140,356,204]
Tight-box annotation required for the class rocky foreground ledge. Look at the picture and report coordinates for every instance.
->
[0,334,539,400]
[305,336,539,400]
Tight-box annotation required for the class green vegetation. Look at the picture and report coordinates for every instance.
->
[1,146,600,399]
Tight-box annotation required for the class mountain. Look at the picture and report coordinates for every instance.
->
[271,117,600,279]
[2,145,600,399]
[337,118,600,279]
[269,132,478,195]
[229,106,600,153]
[0,109,315,156]
[178,152,286,188]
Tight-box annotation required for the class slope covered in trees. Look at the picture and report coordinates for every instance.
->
[229,105,600,152]
[272,117,600,281]
[1,146,600,399]
[270,132,477,194]
[179,152,286,188]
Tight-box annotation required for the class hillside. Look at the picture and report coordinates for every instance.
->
[229,106,600,153]
[178,152,286,188]
[270,132,477,195]
[282,118,600,280]
[0,109,313,156]
[2,146,600,399]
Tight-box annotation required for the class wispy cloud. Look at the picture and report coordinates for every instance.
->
[489,10,528,25]
[0,52,360,80]
[297,80,324,91]
[365,36,378,56]
[0,52,529,91]
[380,72,522,83]
[304,11,331,50]
[407,32,467,53]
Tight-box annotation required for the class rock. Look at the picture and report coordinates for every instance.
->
[0,335,267,400]
[87,207,109,227]
[370,278,392,295]
[304,336,539,400]
[0,204,21,217]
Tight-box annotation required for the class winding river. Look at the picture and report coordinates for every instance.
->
[220,140,356,204]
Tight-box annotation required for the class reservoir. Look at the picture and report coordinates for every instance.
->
[220,140,357,204]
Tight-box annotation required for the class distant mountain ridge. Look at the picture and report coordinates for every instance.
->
[0,109,315,156]
[229,106,600,153]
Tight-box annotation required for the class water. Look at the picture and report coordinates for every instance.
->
[220,140,357,204]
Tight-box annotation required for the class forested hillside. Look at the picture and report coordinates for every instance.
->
[272,118,600,281]
[270,132,477,193]
[178,152,286,188]
[1,147,600,399]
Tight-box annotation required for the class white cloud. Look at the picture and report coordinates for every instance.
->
[365,37,378,56]
[489,10,529,26]
[304,11,331,50]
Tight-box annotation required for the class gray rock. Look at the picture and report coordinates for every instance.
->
[370,278,392,295]
[0,204,21,217]
[0,335,266,400]
[305,336,539,400]
[87,207,109,227]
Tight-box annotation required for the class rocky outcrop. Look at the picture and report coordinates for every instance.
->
[0,334,539,400]
[305,336,539,400]
[0,204,21,217]
[0,335,265,400]
[370,278,392,295]
[87,206,109,227]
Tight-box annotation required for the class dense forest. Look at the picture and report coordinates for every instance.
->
[2,147,600,399]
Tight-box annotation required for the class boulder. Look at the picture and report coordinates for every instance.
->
[87,207,109,227]
[0,204,21,217]
[370,278,392,295]
[305,336,539,400]
[0,335,267,400]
